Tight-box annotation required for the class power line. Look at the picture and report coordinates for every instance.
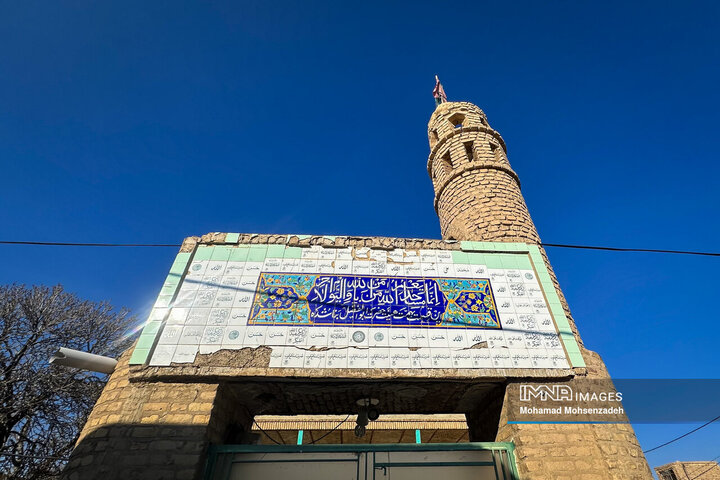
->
[541,243,720,257]
[689,454,720,480]
[0,240,180,247]
[643,414,720,454]
[0,239,718,257]
[309,415,351,444]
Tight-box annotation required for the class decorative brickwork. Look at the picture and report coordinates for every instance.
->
[429,102,653,479]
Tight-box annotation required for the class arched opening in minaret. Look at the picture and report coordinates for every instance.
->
[440,151,453,177]
[464,141,474,162]
[448,113,465,129]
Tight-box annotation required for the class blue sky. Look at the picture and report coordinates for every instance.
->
[1,1,718,474]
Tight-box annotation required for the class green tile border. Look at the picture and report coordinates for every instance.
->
[129,248,194,365]
[266,244,286,258]
[225,232,240,244]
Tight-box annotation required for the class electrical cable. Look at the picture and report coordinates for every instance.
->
[643,413,720,454]
[688,453,720,479]
[309,414,351,444]
[252,418,282,445]
[0,239,719,257]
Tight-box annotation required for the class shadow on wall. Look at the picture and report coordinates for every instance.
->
[61,423,212,480]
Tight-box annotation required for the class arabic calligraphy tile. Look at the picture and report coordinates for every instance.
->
[299,259,317,272]
[534,315,555,332]
[243,326,267,346]
[428,329,450,348]
[419,250,437,263]
[509,349,532,368]
[221,327,247,347]
[453,264,473,278]
[193,290,216,308]
[471,265,487,277]
[368,329,389,347]
[369,348,390,368]
[207,308,230,326]
[349,328,369,347]
[467,330,485,347]
[187,261,208,277]
[319,249,336,261]
[243,262,263,278]
[263,258,282,271]
[447,329,469,348]
[269,347,284,367]
[386,264,402,277]
[522,332,545,349]
[521,270,536,283]
[347,348,370,368]
[352,261,371,275]
[213,291,236,308]
[487,332,507,349]
[470,349,492,368]
[179,325,205,345]
[232,292,254,309]
[549,353,570,369]
[402,264,422,276]
[286,326,309,346]
[172,345,198,364]
[264,326,288,345]
[335,248,352,261]
[281,259,300,273]
[436,263,453,277]
[201,326,225,345]
[491,282,511,298]
[410,350,432,368]
[325,349,348,368]
[388,328,409,347]
[542,335,562,350]
[303,351,326,368]
[207,261,227,277]
[224,262,245,276]
[185,309,210,326]
[328,327,349,347]
[451,350,473,368]
[301,246,323,260]
[489,269,506,282]
[421,263,439,277]
[307,328,329,347]
[430,350,453,368]
[530,352,551,368]
[149,345,176,366]
[389,349,411,368]
[436,251,454,263]
[318,260,334,273]
[158,325,183,345]
[505,333,525,348]
[333,260,352,274]
[370,261,387,275]
[386,250,404,263]
[490,350,512,368]
[408,329,430,348]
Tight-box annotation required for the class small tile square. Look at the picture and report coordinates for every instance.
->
[149,345,176,366]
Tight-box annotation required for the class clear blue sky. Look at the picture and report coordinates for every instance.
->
[1,1,718,474]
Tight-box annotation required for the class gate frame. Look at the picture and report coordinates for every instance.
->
[204,442,519,480]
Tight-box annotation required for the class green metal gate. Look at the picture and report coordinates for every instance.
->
[204,443,519,480]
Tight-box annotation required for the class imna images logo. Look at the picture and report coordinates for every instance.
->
[519,384,573,402]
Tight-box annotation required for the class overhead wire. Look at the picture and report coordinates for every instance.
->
[0,240,718,257]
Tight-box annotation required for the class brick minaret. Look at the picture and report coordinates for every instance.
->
[427,101,539,244]
[428,100,654,479]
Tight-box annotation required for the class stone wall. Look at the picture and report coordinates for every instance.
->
[655,461,720,480]
[62,349,221,480]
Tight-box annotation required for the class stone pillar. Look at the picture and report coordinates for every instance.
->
[62,348,248,480]
[428,101,653,479]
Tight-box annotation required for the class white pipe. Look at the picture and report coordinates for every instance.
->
[49,347,118,374]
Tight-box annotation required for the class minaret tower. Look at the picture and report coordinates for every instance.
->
[427,102,540,244]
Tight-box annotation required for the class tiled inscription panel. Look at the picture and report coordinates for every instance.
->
[139,243,570,370]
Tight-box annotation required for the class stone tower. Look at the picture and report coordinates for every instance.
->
[428,101,653,479]
[427,102,538,244]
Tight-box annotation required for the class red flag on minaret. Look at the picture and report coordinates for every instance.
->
[433,75,447,105]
